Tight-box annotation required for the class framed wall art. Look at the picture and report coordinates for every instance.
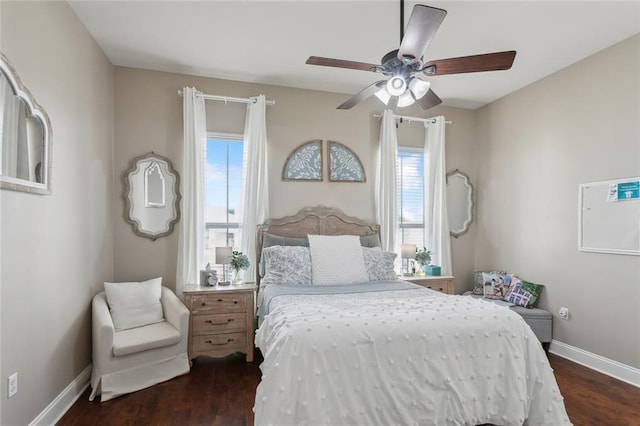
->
[328,141,365,182]
[282,140,322,181]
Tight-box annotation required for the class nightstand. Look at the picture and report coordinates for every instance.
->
[400,275,455,294]
[183,283,256,362]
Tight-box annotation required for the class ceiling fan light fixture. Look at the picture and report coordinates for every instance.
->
[386,75,407,96]
[397,90,416,108]
[374,88,391,105]
[409,78,431,100]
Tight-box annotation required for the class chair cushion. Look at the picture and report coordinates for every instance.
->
[113,320,181,357]
[104,277,164,331]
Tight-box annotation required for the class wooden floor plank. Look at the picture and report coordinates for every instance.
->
[57,352,640,426]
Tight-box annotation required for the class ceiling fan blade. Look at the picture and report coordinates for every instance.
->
[337,80,387,110]
[422,51,517,76]
[397,5,447,63]
[413,88,442,110]
[306,56,379,72]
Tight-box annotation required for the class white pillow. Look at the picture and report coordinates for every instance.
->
[104,277,164,331]
[308,235,369,285]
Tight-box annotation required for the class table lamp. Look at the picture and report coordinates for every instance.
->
[215,246,233,285]
[401,244,417,276]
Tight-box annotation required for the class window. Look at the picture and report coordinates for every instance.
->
[204,133,244,276]
[396,147,424,247]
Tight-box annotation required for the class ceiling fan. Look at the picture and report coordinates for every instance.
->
[306,1,516,110]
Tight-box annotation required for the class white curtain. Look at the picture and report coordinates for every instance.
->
[176,87,206,297]
[240,95,269,282]
[375,109,398,252]
[423,116,452,275]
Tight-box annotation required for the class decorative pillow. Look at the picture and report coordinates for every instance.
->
[503,276,519,300]
[260,232,309,277]
[506,278,543,308]
[261,246,312,285]
[359,234,382,248]
[104,277,164,331]
[473,270,506,295]
[482,272,513,299]
[308,234,369,285]
[262,232,309,248]
[362,247,397,281]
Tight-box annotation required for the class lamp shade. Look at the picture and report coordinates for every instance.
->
[215,246,233,264]
[401,244,417,259]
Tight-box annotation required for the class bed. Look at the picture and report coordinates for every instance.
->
[253,206,571,426]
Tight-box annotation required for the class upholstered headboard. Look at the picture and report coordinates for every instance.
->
[256,206,380,288]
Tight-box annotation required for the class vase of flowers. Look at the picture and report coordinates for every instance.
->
[415,247,432,276]
[230,250,250,283]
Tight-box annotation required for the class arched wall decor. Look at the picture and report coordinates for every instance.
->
[282,140,323,181]
[0,53,53,194]
[328,141,365,182]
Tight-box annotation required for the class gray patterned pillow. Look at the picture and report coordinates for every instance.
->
[362,247,398,281]
[261,246,312,285]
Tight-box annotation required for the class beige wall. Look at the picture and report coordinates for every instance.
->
[113,68,479,291]
[0,2,114,425]
[476,34,640,368]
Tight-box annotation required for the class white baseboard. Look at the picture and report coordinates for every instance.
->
[30,364,92,426]
[549,340,640,388]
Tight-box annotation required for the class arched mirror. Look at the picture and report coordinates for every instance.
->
[446,169,474,238]
[0,53,52,194]
[123,152,181,241]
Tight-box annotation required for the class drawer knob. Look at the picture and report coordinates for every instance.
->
[205,338,234,346]
[217,298,223,302]
[205,319,234,325]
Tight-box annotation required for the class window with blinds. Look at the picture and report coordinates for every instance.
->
[397,148,425,247]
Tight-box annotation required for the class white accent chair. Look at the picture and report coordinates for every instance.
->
[89,286,190,401]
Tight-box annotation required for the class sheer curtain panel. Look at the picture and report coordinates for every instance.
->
[176,87,206,297]
[423,116,452,275]
[375,109,398,252]
[240,95,269,282]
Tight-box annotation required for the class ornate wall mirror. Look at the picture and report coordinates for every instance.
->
[0,53,52,194]
[123,152,181,241]
[446,169,474,238]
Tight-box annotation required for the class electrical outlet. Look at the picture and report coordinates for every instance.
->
[559,307,569,320]
[7,373,17,398]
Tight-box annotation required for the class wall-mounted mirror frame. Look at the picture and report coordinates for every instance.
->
[123,152,181,241]
[0,53,52,194]
[446,169,474,238]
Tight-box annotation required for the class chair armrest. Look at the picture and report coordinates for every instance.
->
[161,286,190,336]
[92,293,115,364]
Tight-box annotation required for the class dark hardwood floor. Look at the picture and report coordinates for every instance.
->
[58,351,640,426]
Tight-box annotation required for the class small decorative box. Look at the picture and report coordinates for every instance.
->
[425,266,441,276]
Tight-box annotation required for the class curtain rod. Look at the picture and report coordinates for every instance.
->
[373,113,452,125]
[177,90,275,106]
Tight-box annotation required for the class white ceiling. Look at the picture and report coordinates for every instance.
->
[69,1,640,109]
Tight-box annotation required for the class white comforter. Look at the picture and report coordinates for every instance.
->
[255,285,571,426]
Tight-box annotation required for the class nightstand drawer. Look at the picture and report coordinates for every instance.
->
[189,294,246,314]
[400,275,455,295]
[423,284,448,293]
[192,312,246,335]
[191,332,246,354]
